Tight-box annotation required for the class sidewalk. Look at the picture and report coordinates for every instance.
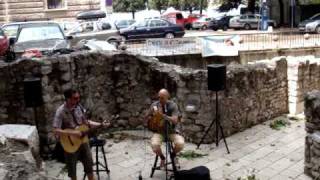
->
[45,115,311,180]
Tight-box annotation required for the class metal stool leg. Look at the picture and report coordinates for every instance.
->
[150,155,159,178]
[168,142,177,179]
[95,146,100,180]
[101,146,110,173]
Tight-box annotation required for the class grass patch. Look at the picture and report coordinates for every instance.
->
[237,174,257,180]
[178,150,208,160]
[237,169,258,180]
[269,118,290,130]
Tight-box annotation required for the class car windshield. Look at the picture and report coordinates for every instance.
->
[310,14,320,20]
[2,25,19,37]
[17,25,64,43]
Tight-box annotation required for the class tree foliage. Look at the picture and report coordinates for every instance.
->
[113,0,210,15]
[168,0,181,9]
[113,0,146,18]
[150,0,169,13]
[178,0,208,13]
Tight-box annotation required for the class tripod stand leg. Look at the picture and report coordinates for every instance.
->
[218,120,230,154]
[197,117,216,149]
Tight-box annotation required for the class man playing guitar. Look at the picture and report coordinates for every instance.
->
[147,89,185,168]
[53,89,109,180]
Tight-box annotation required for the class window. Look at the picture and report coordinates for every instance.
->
[0,29,4,37]
[312,14,320,20]
[240,15,247,19]
[2,25,19,37]
[17,25,64,43]
[46,0,65,9]
[134,21,147,28]
[176,13,183,20]
[150,20,167,27]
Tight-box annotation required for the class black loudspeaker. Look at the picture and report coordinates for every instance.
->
[207,64,226,91]
[24,77,43,107]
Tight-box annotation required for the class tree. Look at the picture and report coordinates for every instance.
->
[113,0,146,19]
[182,0,207,14]
[168,0,181,9]
[150,0,169,13]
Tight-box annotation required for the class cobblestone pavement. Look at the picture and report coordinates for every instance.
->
[45,116,311,180]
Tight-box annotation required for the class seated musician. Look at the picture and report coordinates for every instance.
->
[147,89,185,168]
[53,89,109,180]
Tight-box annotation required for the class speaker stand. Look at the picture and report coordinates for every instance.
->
[197,91,230,154]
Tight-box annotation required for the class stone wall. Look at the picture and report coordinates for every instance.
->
[155,47,320,69]
[304,91,320,178]
[288,56,320,114]
[0,52,289,144]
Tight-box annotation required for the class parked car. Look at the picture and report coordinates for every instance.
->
[192,17,213,30]
[115,19,136,30]
[229,14,277,30]
[298,13,320,34]
[208,15,233,31]
[1,21,49,38]
[0,28,9,57]
[58,21,80,32]
[119,18,185,40]
[66,19,121,46]
[161,11,185,28]
[8,22,72,60]
[185,14,206,30]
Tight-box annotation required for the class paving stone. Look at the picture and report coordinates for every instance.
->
[43,119,307,180]
[256,167,280,179]
[0,168,8,180]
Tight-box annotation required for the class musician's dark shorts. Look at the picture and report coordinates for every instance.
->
[64,142,93,178]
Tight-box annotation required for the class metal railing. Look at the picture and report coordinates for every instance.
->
[124,31,320,56]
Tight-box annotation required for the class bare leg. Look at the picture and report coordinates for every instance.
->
[152,145,165,167]
[87,173,95,180]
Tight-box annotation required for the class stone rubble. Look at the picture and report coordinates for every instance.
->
[304,90,320,179]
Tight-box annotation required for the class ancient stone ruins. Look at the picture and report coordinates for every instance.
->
[0,51,320,179]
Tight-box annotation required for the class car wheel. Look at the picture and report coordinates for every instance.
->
[223,25,228,31]
[316,26,320,34]
[244,24,251,30]
[212,28,218,31]
[201,25,207,30]
[185,24,191,30]
[165,33,175,39]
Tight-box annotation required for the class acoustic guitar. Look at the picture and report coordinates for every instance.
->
[148,111,165,133]
[60,120,110,153]
[148,109,174,134]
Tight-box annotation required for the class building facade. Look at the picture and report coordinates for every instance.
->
[0,0,106,24]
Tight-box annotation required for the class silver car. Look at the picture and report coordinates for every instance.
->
[298,13,320,34]
[229,14,277,30]
[66,19,121,46]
